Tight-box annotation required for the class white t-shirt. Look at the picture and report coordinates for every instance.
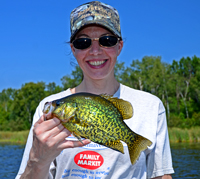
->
[16,84,174,179]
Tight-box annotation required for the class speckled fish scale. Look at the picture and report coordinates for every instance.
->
[43,93,152,164]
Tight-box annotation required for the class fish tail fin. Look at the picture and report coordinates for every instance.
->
[127,133,152,165]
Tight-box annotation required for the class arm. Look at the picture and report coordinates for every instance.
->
[152,174,172,179]
[20,114,90,179]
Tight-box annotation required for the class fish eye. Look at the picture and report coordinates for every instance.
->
[56,101,60,106]
[56,100,65,106]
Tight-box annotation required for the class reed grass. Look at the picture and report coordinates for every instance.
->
[168,127,200,143]
[0,130,29,144]
[0,127,200,144]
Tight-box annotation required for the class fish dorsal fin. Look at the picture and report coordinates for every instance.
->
[100,94,133,119]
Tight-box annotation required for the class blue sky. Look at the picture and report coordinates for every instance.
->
[1,0,200,92]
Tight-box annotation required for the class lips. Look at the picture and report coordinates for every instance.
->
[87,60,107,68]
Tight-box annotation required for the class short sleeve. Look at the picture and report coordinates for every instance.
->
[146,102,174,178]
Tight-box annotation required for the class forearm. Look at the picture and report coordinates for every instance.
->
[20,159,50,179]
[152,174,172,179]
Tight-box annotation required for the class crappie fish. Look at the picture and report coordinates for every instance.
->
[43,93,152,164]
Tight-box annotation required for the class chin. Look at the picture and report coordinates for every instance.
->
[86,72,109,80]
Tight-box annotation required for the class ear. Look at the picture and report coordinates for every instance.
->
[117,40,123,56]
[70,43,76,56]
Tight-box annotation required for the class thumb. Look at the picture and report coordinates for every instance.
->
[33,114,45,128]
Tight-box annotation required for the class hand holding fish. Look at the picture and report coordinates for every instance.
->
[31,113,91,165]
[20,114,90,179]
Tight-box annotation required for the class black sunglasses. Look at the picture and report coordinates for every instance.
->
[72,35,120,50]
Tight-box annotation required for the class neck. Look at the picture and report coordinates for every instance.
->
[71,76,120,96]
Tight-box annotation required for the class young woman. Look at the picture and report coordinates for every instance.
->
[16,1,174,179]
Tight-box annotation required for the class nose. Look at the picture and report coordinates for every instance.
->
[89,39,102,55]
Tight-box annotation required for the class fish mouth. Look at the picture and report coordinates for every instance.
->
[43,102,55,115]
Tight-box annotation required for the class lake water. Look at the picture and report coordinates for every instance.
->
[0,144,25,179]
[0,143,199,179]
[170,143,200,179]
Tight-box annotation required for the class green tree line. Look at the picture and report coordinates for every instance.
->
[0,56,200,131]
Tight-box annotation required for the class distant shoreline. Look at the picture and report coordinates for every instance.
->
[0,131,29,145]
[0,127,200,145]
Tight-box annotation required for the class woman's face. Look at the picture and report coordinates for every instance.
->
[70,25,123,81]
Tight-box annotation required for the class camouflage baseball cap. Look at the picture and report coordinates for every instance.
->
[70,1,122,42]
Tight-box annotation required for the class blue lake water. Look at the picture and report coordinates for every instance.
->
[0,143,199,179]
[0,144,25,179]
[170,143,200,179]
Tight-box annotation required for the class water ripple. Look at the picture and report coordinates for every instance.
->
[0,144,24,179]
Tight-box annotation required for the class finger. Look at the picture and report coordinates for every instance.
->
[45,112,54,120]
[58,139,91,149]
[33,115,45,128]
[34,126,71,150]
[46,123,67,138]
[48,127,72,145]
[61,127,72,136]
[38,117,61,132]
[33,118,61,137]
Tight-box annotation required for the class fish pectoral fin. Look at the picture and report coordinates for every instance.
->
[105,140,124,154]
[72,132,83,144]
[100,94,133,119]
[127,133,152,165]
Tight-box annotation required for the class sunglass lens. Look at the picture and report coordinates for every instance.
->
[73,38,91,49]
[99,36,118,47]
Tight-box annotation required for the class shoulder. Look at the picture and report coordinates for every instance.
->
[120,84,163,108]
[120,84,166,120]
[119,84,167,144]
[39,89,71,107]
